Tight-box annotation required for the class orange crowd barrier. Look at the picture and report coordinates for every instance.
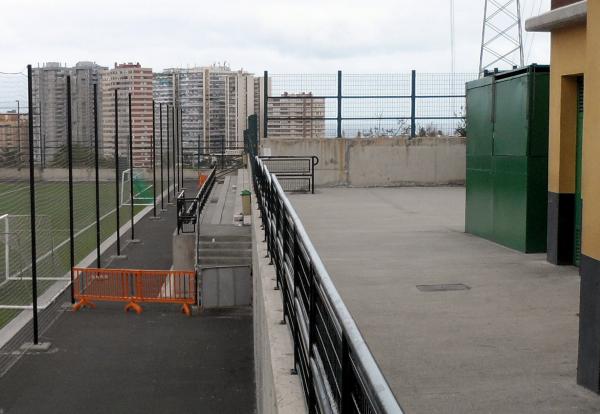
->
[197,173,208,189]
[72,267,197,316]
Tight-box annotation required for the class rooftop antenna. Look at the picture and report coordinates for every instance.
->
[479,0,524,77]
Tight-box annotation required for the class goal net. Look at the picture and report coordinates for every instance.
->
[120,169,154,206]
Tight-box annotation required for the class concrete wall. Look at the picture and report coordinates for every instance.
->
[262,137,466,187]
[252,183,305,414]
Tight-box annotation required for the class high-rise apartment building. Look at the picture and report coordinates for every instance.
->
[32,62,106,165]
[267,92,325,138]
[153,65,254,165]
[0,112,29,165]
[32,62,68,163]
[71,62,106,148]
[100,63,153,167]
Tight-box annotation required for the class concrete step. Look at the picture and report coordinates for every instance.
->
[198,248,252,258]
[198,257,252,266]
[198,235,251,243]
[198,241,252,250]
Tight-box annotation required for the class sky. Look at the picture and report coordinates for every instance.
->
[0,0,551,75]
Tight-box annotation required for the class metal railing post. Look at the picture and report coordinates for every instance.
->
[411,70,417,138]
[337,70,342,138]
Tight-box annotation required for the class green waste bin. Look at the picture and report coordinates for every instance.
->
[241,190,251,216]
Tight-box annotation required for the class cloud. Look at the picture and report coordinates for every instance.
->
[0,0,550,74]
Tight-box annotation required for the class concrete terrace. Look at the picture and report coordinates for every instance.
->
[288,186,600,414]
[0,184,255,414]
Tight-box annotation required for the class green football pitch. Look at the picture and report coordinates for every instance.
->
[0,180,152,329]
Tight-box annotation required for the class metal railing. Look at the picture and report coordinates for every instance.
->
[260,156,319,194]
[263,71,476,139]
[251,155,403,413]
[176,168,216,234]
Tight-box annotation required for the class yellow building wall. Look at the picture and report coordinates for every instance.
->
[548,25,586,194]
[582,2,600,259]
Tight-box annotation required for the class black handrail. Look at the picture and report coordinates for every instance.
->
[176,168,216,234]
[259,156,319,194]
[251,155,403,413]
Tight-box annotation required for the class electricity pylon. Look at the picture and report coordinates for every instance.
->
[479,0,524,77]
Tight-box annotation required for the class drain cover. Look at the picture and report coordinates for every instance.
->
[416,283,470,292]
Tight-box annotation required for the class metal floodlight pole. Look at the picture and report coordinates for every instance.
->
[67,76,75,304]
[128,93,135,240]
[114,89,121,256]
[152,100,157,217]
[93,84,101,267]
[159,103,164,210]
[27,65,39,345]
[166,105,171,203]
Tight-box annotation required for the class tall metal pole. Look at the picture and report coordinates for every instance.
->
[337,70,342,138]
[16,100,20,157]
[263,71,268,139]
[172,105,176,199]
[27,65,39,345]
[410,70,416,138]
[114,89,121,256]
[67,76,75,304]
[128,93,135,240]
[179,107,183,189]
[152,100,157,217]
[174,104,179,192]
[93,84,101,267]
[166,105,171,203]
[160,103,164,210]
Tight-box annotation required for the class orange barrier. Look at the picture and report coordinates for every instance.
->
[197,173,208,189]
[72,267,197,316]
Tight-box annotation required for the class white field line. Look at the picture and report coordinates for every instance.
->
[0,186,27,197]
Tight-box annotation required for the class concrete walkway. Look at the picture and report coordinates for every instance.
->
[289,187,600,414]
[0,195,255,414]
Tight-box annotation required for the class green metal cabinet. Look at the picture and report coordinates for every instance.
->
[466,65,549,253]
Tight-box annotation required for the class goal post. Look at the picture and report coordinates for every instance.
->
[120,168,154,206]
[0,214,60,284]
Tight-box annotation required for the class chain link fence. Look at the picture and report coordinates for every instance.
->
[264,71,476,139]
[0,66,182,375]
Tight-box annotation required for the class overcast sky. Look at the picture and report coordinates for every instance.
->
[1,0,550,74]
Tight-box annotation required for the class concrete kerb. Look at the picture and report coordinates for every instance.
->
[251,178,305,414]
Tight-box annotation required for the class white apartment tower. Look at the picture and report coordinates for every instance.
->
[267,92,326,138]
[153,65,254,164]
